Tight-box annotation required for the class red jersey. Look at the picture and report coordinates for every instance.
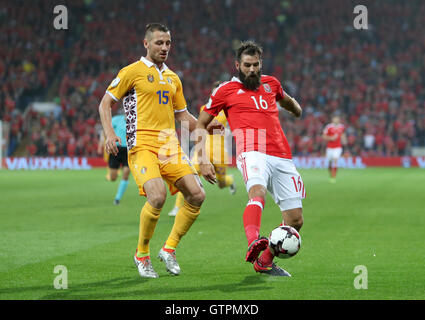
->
[204,75,292,159]
[323,123,345,148]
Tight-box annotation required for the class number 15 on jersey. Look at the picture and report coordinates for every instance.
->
[156,90,170,105]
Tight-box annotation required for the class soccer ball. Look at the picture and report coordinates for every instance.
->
[268,225,301,259]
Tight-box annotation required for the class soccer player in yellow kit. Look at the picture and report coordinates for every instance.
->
[99,23,222,278]
[168,82,236,217]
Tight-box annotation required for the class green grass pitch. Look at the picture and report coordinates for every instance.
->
[0,167,424,300]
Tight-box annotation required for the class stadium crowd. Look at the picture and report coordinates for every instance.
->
[1,0,424,158]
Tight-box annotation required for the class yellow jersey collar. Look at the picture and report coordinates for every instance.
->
[140,56,168,73]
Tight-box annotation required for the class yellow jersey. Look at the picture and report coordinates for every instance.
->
[106,57,187,153]
[196,104,229,164]
[200,105,227,127]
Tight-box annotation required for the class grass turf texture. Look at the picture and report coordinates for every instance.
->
[0,167,424,300]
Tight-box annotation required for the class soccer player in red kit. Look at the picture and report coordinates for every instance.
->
[196,41,305,276]
[322,115,346,183]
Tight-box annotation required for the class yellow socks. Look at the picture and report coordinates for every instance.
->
[225,174,234,187]
[137,201,162,257]
[165,201,200,248]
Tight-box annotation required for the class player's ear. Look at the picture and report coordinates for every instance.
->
[235,60,240,71]
[143,38,149,50]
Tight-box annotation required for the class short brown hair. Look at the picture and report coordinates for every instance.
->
[236,40,263,62]
[145,23,169,39]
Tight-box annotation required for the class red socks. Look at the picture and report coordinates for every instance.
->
[243,197,265,245]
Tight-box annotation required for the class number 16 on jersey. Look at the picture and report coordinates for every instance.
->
[250,95,269,110]
[291,176,305,198]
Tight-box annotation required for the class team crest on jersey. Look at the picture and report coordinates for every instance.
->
[263,83,272,93]
[167,77,173,84]
[141,167,147,174]
[147,74,154,83]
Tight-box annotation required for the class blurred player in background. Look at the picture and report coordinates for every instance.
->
[168,81,236,217]
[322,115,346,183]
[196,41,305,277]
[97,111,131,205]
[99,23,222,279]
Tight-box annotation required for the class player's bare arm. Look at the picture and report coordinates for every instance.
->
[175,109,198,132]
[278,94,302,118]
[195,110,217,184]
[98,93,122,156]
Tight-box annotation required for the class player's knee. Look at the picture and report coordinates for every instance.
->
[283,208,303,231]
[292,215,304,231]
[288,214,303,231]
[248,184,267,202]
[186,188,205,207]
[148,192,167,209]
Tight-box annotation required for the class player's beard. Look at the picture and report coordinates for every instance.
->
[239,69,261,91]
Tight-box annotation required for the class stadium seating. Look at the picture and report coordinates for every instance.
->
[1,0,424,157]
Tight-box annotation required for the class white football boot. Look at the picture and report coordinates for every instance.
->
[158,248,181,275]
[133,255,159,278]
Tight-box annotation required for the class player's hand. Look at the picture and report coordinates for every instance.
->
[206,120,224,135]
[105,134,121,156]
[199,162,217,184]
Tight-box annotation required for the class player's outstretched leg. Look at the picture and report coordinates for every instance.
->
[253,245,291,276]
[245,237,269,263]
[243,194,267,263]
[254,208,303,276]
[253,258,291,277]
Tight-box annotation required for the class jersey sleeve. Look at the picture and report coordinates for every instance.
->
[106,66,135,101]
[273,77,285,101]
[204,86,226,117]
[172,76,187,112]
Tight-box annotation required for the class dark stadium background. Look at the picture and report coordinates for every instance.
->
[1,0,424,166]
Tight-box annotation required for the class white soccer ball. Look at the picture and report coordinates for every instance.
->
[268,225,301,259]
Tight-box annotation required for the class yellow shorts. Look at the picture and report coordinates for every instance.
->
[103,148,109,163]
[128,146,197,197]
[191,142,228,184]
